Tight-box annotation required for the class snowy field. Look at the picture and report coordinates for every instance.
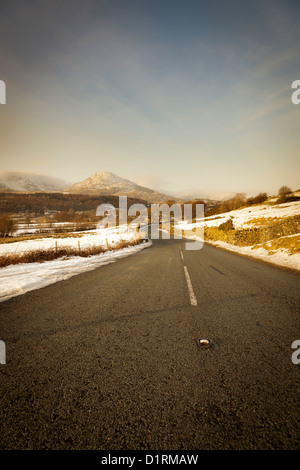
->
[0,225,143,256]
[0,225,151,303]
[202,200,300,229]
[204,238,300,272]
[177,200,300,230]
[176,201,300,272]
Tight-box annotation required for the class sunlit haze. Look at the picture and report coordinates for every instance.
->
[0,0,299,198]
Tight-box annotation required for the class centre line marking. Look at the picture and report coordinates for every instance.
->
[183,266,198,306]
[180,250,184,261]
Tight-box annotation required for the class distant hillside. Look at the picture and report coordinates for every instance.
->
[63,170,178,203]
[0,171,66,192]
[0,169,222,207]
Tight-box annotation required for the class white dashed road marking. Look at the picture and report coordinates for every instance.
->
[183,265,198,306]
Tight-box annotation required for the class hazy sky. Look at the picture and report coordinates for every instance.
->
[0,0,299,197]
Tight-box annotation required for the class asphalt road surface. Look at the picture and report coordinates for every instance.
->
[0,239,299,450]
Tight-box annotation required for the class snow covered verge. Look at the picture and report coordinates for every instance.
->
[177,201,300,272]
[0,226,151,303]
[0,225,143,257]
[204,237,300,272]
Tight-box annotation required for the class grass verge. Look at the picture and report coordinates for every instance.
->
[251,234,300,256]
[0,237,145,268]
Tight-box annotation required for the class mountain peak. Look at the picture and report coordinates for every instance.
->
[63,170,176,203]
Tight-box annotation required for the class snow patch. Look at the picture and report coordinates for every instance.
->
[0,239,152,303]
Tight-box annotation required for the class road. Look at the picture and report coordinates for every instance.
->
[0,238,299,450]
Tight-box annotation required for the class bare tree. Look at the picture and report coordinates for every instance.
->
[278,185,292,196]
[0,215,16,237]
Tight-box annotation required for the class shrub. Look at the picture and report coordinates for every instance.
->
[278,185,292,196]
[233,228,260,245]
[217,193,246,214]
[218,218,235,231]
[0,215,16,237]
[247,192,268,205]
